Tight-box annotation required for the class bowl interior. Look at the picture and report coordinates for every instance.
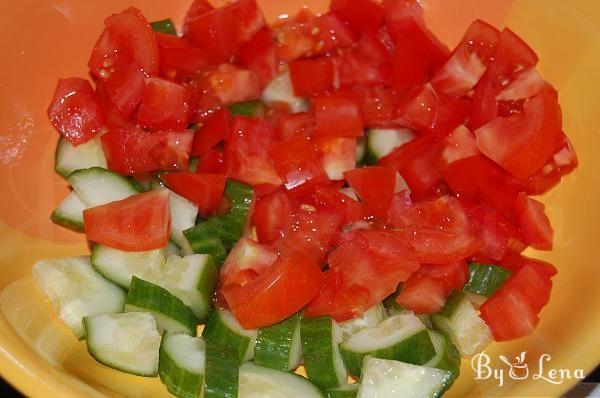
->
[0,0,599,397]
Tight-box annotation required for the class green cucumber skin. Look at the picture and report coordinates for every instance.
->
[464,262,511,297]
[126,277,198,336]
[340,329,436,377]
[184,220,228,266]
[150,18,176,35]
[159,337,203,398]
[229,100,263,117]
[300,316,344,390]
[202,310,252,363]
[362,146,379,166]
[254,312,301,371]
[194,256,218,322]
[326,385,359,398]
[427,330,461,383]
[204,342,239,398]
[50,209,84,232]
[382,284,404,315]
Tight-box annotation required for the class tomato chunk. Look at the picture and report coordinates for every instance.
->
[202,64,262,106]
[47,78,104,146]
[191,108,232,156]
[253,189,293,245]
[163,172,227,217]
[314,137,356,181]
[514,193,553,250]
[345,167,395,218]
[237,29,278,87]
[314,96,364,138]
[137,78,195,131]
[220,237,278,288]
[83,190,170,251]
[156,33,216,78]
[330,0,384,34]
[289,58,335,97]
[222,251,324,328]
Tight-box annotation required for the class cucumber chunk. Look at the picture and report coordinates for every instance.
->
[463,262,511,297]
[84,312,161,377]
[301,316,347,389]
[338,303,387,342]
[167,189,198,256]
[326,384,359,398]
[424,330,461,383]
[204,342,239,398]
[364,128,415,165]
[262,70,308,113]
[254,312,302,371]
[90,245,166,289]
[50,191,86,232]
[32,256,125,339]
[54,136,107,178]
[357,356,452,398]
[431,292,493,357]
[125,277,198,336]
[340,311,435,376]
[203,308,258,363]
[159,332,206,398]
[239,362,325,398]
[68,167,139,207]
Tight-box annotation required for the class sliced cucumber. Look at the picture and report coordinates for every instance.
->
[338,303,387,342]
[168,190,199,256]
[239,362,325,398]
[424,330,461,383]
[229,100,264,117]
[159,332,205,398]
[326,384,359,398]
[90,245,166,289]
[150,18,176,35]
[84,312,161,377]
[340,311,435,376]
[431,292,493,357]
[382,284,404,315]
[68,167,139,207]
[254,312,302,371]
[301,316,347,389]
[184,220,228,266]
[32,256,125,339]
[203,308,257,363]
[125,277,198,336]
[357,356,452,398]
[151,254,218,321]
[463,262,511,297]
[50,191,86,232]
[364,128,415,165]
[55,136,107,178]
[204,342,239,398]
[262,70,308,113]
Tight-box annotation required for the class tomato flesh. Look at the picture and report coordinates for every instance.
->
[163,172,227,217]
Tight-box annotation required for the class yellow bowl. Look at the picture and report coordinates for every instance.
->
[0,0,599,397]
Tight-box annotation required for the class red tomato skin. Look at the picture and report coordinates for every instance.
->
[156,33,217,77]
[313,96,364,138]
[253,189,293,245]
[343,85,398,128]
[222,251,325,329]
[198,149,226,174]
[270,136,328,196]
[344,167,395,218]
[475,93,562,179]
[480,264,552,341]
[83,190,170,251]
[183,0,214,34]
[47,78,104,146]
[514,193,554,250]
[191,108,232,156]
[314,136,356,181]
[500,253,558,277]
[224,116,282,187]
[312,185,371,225]
[276,112,315,141]
[289,58,335,97]
[357,28,394,64]
[163,172,227,217]
[220,237,278,288]
[396,272,450,314]
[202,64,262,106]
[137,78,194,131]
[333,51,393,89]
[330,0,384,34]
[237,29,279,87]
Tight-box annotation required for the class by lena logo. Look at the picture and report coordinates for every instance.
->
[471,351,585,387]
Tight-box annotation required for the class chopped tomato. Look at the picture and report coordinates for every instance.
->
[314,96,364,138]
[431,20,500,96]
[314,137,356,181]
[185,0,265,62]
[224,116,282,187]
[237,29,279,87]
[333,50,393,88]
[137,78,195,131]
[156,33,217,78]
[304,270,364,321]
[202,64,262,105]
[357,28,394,64]
[276,112,315,141]
[500,253,558,277]
[289,58,335,97]
[330,0,384,34]
[270,136,328,198]
[220,237,278,288]
[394,84,470,136]
[198,149,226,174]
[440,125,479,167]
[345,85,398,128]
[102,128,194,174]
[47,78,104,146]
[163,172,227,217]
[83,190,170,251]
[222,251,325,329]
[462,201,514,261]
[95,81,135,130]
[475,93,562,179]
[191,108,232,156]
[480,264,552,341]
[495,68,557,102]
[514,193,553,250]
[183,0,214,34]
[345,167,395,218]
[253,189,293,244]
[312,185,371,225]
